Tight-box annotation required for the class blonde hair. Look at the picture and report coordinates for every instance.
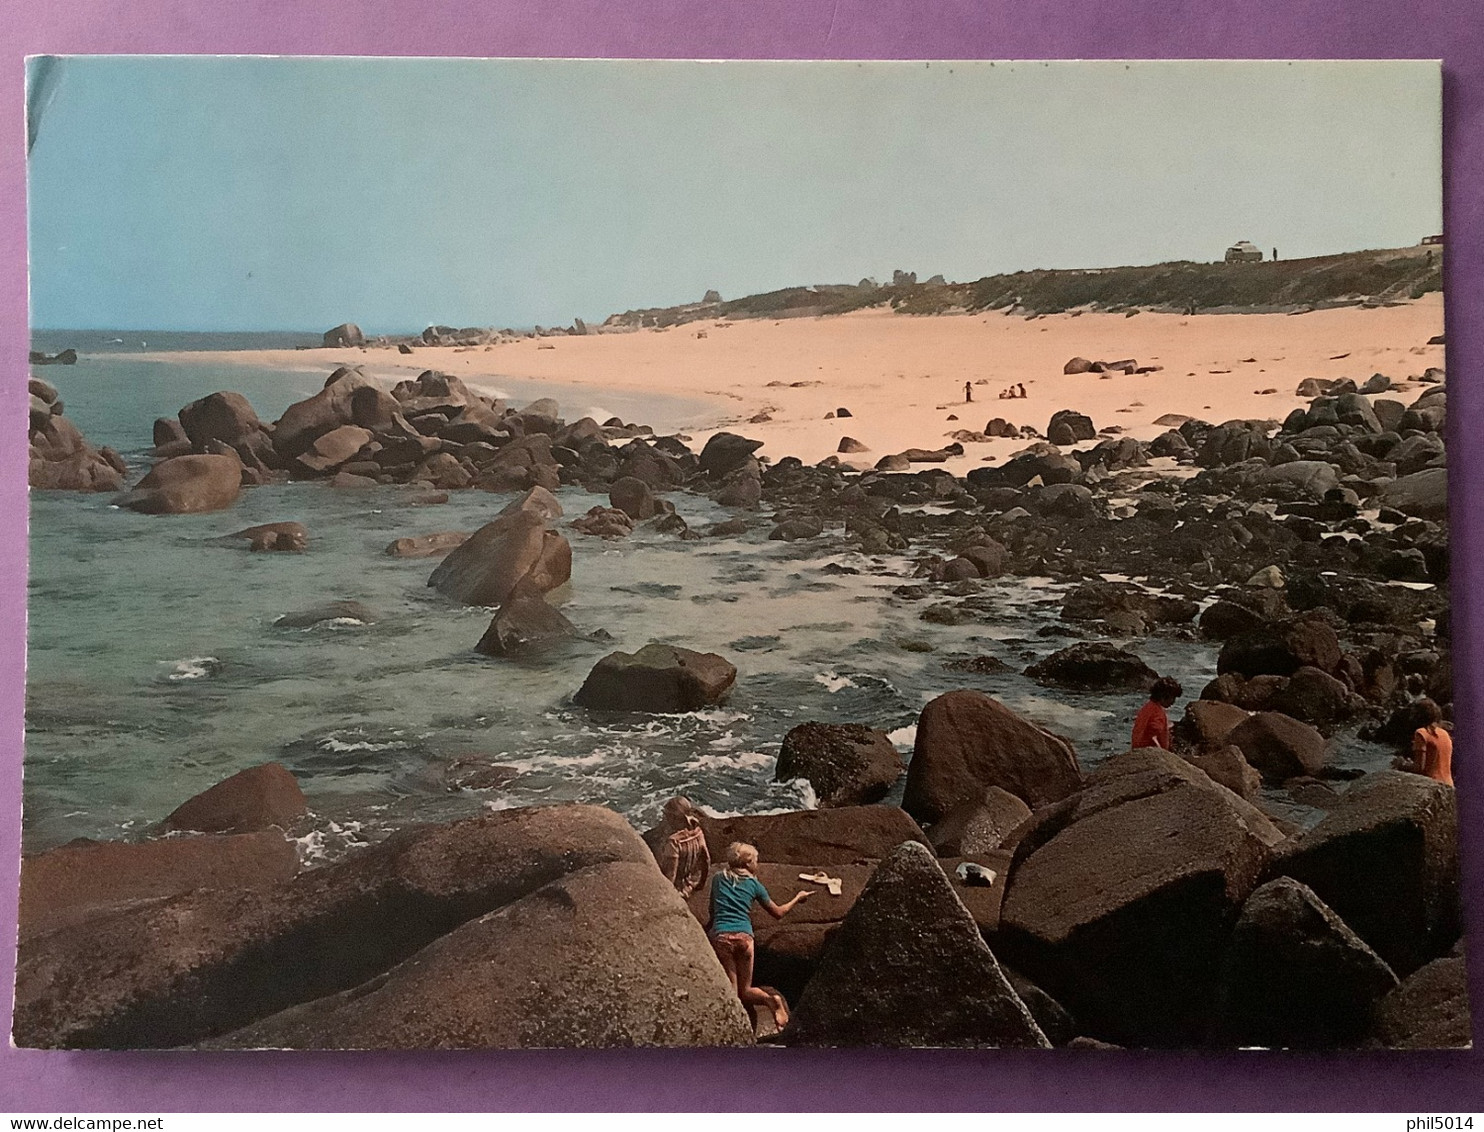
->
[724,841,759,879]
[662,796,699,829]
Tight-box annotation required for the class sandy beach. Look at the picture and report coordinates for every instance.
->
[133,294,1444,469]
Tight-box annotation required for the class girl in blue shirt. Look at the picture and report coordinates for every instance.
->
[707,841,812,1031]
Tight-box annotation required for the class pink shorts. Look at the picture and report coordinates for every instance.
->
[708,931,755,964]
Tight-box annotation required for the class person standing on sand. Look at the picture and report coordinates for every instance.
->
[1132,676,1182,750]
[1408,699,1454,787]
[965,380,973,403]
[707,841,812,1031]
[656,796,710,897]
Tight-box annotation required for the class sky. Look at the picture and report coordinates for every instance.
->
[26,57,1442,333]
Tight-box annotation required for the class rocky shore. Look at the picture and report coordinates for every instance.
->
[20,318,1463,1048]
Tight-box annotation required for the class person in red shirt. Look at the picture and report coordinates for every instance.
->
[1132,677,1183,750]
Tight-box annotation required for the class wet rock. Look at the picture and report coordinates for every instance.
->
[699,432,764,478]
[1225,712,1326,783]
[769,518,823,541]
[774,723,904,808]
[1212,877,1398,1048]
[272,368,374,459]
[997,748,1283,1046]
[13,804,652,1049]
[1025,642,1158,692]
[570,507,635,538]
[384,531,469,558]
[274,600,380,629]
[474,579,578,656]
[573,642,736,713]
[927,786,1033,856]
[157,763,307,836]
[837,437,869,454]
[1174,700,1250,751]
[428,508,571,606]
[226,521,308,552]
[1217,618,1341,679]
[208,860,754,1049]
[903,690,1082,822]
[1267,666,1363,729]
[116,453,243,514]
[716,473,762,509]
[1198,600,1270,641]
[1269,770,1460,974]
[1372,957,1471,1049]
[609,475,660,520]
[706,518,751,538]
[786,843,1048,1048]
[17,832,298,942]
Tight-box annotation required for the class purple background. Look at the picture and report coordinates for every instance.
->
[3,0,1481,1112]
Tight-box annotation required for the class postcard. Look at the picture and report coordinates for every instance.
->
[16,56,1462,1050]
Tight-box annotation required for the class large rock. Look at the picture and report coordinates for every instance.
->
[1174,700,1250,751]
[1269,771,1460,974]
[699,432,764,478]
[1253,460,1340,500]
[116,453,242,514]
[29,413,125,492]
[474,579,579,656]
[322,323,365,348]
[17,832,298,942]
[209,861,753,1049]
[687,806,929,867]
[998,747,1283,1046]
[295,424,373,473]
[13,804,651,1048]
[1224,712,1326,783]
[1046,410,1095,447]
[1025,642,1158,691]
[609,476,660,520]
[178,391,266,450]
[1212,877,1398,1048]
[1378,468,1448,520]
[1372,957,1472,1049]
[574,642,735,712]
[774,723,904,807]
[786,843,1048,1047]
[427,508,571,606]
[157,763,307,836]
[272,368,373,458]
[927,786,1033,857]
[903,691,1082,823]
[1217,618,1341,679]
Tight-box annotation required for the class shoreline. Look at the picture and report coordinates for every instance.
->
[123,297,1445,469]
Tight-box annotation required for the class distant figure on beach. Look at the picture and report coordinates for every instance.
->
[1273,247,1279,261]
[707,841,812,1031]
[656,796,710,897]
[1408,699,1454,787]
[965,381,973,403]
[1132,676,1182,751]
[1016,382,1027,399]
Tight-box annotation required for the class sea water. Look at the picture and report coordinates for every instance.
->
[24,335,1379,855]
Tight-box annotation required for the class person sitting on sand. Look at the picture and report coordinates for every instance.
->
[1016,383,1027,399]
[707,841,812,1031]
[656,796,710,897]
[1408,699,1454,787]
[1132,676,1182,750]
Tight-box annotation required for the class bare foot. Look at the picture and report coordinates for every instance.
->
[770,993,790,1031]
